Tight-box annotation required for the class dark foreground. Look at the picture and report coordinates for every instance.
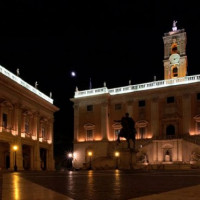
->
[2,169,200,200]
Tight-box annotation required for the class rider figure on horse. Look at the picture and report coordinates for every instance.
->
[115,113,136,149]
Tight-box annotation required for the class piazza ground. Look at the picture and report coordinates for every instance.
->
[2,169,200,200]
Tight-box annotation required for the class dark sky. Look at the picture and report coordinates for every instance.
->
[1,1,200,155]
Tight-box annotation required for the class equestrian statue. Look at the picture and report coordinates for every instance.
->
[114,113,136,149]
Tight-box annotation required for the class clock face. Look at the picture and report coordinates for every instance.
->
[169,53,180,64]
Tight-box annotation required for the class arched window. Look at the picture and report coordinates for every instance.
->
[84,123,95,141]
[136,120,148,139]
[166,125,175,136]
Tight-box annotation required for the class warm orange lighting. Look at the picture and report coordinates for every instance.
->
[88,151,93,157]
[115,151,120,157]
[13,145,18,151]
[77,138,85,142]
[94,137,102,141]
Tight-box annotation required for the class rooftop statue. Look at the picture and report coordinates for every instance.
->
[172,20,178,31]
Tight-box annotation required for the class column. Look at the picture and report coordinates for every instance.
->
[13,104,21,136]
[101,100,109,141]
[151,97,159,138]
[33,142,41,170]
[47,145,55,170]
[153,141,158,163]
[73,103,79,142]
[182,94,191,135]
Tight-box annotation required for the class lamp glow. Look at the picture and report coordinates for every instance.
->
[13,145,18,151]
[88,151,93,157]
[115,151,119,157]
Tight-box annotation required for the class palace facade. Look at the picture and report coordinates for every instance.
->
[0,65,59,171]
[71,24,200,169]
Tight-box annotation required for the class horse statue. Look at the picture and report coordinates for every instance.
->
[115,113,136,149]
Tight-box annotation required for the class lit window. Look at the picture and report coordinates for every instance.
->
[2,113,7,128]
[87,105,93,111]
[86,130,93,141]
[115,104,121,110]
[167,96,174,103]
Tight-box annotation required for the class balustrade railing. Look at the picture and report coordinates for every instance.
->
[75,74,200,98]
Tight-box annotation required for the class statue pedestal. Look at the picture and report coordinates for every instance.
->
[119,148,137,169]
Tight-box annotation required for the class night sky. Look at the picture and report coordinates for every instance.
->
[1,1,200,157]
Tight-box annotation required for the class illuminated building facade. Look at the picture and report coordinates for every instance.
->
[71,24,200,169]
[0,65,59,171]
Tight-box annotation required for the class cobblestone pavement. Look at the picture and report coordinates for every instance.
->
[14,169,200,200]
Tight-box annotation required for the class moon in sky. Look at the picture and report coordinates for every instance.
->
[71,71,76,77]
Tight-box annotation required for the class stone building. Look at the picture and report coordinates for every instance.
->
[0,65,59,171]
[71,23,200,169]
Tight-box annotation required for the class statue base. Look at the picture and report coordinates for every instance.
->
[118,148,137,169]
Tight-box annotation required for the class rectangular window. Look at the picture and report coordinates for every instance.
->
[114,129,120,140]
[86,130,93,141]
[87,105,93,111]
[25,119,29,133]
[2,113,7,128]
[138,100,145,107]
[139,127,145,139]
[42,127,45,138]
[115,104,121,110]
[167,96,175,103]
[197,93,200,100]
[197,122,200,134]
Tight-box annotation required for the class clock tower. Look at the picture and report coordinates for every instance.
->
[163,21,187,80]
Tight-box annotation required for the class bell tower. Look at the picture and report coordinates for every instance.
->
[163,21,187,80]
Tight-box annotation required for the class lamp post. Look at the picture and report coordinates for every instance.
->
[67,153,73,170]
[13,145,18,171]
[115,151,120,169]
[88,151,93,170]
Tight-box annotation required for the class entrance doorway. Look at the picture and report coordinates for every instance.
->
[22,145,31,170]
[40,148,47,170]
[0,142,10,170]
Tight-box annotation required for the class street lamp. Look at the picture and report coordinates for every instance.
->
[88,151,93,170]
[13,145,18,171]
[67,153,73,170]
[115,151,120,169]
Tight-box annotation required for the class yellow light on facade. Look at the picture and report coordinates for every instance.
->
[13,145,18,151]
[115,151,119,157]
[88,151,93,157]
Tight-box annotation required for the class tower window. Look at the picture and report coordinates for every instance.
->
[115,104,121,110]
[87,105,93,111]
[167,96,174,103]
[172,67,178,77]
[139,100,145,107]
